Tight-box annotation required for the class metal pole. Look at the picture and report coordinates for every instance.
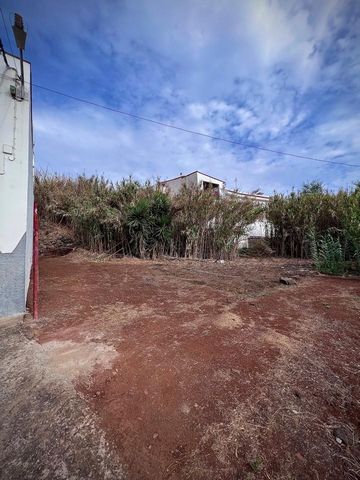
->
[33,202,39,320]
[20,49,24,86]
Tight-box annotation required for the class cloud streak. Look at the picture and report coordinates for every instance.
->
[2,0,360,192]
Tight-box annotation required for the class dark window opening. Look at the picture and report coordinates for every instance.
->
[203,181,220,195]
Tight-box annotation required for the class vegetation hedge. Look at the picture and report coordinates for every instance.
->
[35,174,359,273]
[267,181,360,274]
[35,173,263,260]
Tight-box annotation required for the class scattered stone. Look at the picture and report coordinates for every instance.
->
[153,433,159,440]
[279,277,297,285]
[294,390,301,400]
[295,452,305,462]
[333,427,350,446]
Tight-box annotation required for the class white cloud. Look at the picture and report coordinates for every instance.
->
[4,0,359,192]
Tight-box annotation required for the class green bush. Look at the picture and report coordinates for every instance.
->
[310,232,345,275]
[125,191,172,258]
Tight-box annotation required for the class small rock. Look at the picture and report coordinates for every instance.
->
[279,277,297,285]
[295,452,305,462]
[294,390,301,399]
[153,433,159,440]
[333,427,350,446]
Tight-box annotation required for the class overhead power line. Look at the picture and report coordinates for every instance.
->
[30,82,360,169]
[1,6,358,169]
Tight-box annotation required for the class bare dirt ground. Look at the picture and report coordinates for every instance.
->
[1,252,360,479]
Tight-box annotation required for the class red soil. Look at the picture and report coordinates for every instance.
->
[32,253,360,479]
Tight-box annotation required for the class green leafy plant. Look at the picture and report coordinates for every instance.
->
[248,456,263,473]
[310,232,345,275]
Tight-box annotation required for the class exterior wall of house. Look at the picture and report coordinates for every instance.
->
[246,219,268,237]
[0,55,33,316]
[161,172,198,195]
[194,172,225,192]
[162,171,225,195]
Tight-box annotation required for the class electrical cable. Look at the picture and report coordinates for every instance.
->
[31,82,360,169]
[1,7,358,169]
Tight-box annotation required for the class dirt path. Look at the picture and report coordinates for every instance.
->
[2,253,360,479]
[0,315,125,480]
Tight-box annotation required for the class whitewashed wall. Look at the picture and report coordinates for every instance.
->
[0,55,33,315]
[195,172,225,191]
[162,171,225,195]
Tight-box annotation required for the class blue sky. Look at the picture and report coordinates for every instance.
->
[1,0,359,193]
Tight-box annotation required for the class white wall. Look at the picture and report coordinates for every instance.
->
[0,56,32,253]
[162,172,199,195]
[195,172,225,191]
[162,171,225,195]
[0,54,33,314]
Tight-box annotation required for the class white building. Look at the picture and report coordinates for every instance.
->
[161,171,269,247]
[0,52,33,316]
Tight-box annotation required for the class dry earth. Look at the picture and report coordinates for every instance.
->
[1,252,359,479]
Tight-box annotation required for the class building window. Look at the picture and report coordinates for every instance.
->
[203,181,220,196]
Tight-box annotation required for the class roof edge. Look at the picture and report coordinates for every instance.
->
[162,170,225,184]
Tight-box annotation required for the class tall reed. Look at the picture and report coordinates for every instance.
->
[35,173,263,259]
[267,182,360,273]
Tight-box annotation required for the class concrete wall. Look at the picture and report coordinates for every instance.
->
[0,55,33,316]
[246,219,268,237]
[162,171,225,195]
[195,172,225,191]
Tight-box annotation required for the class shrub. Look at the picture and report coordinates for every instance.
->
[241,239,274,257]
[310,232,345,275]
[170,185,263,259]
